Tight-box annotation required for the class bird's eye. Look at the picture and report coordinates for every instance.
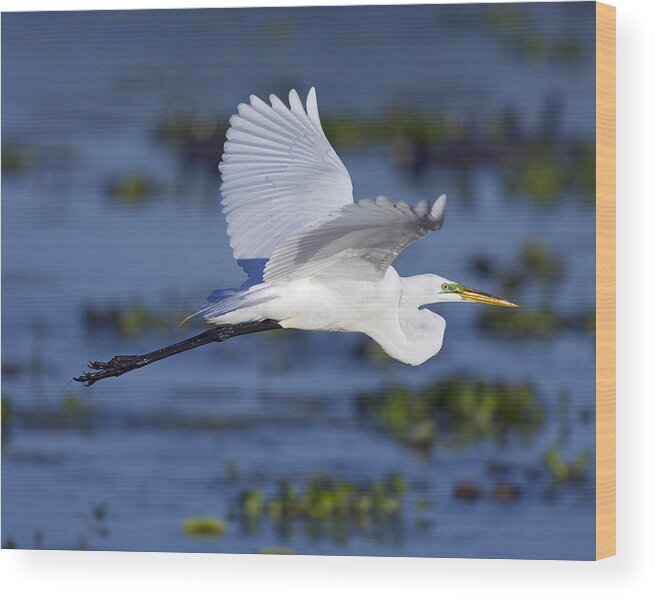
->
[441,283,450,291]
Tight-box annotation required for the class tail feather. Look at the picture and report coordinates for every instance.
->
[181,284,278,326]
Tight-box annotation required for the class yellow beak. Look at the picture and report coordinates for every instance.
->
[458,286,518,308]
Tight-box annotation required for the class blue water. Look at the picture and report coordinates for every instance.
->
[2,4,596,559]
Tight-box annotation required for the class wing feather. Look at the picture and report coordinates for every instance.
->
[220,88,353,265]
[264,195,447,283]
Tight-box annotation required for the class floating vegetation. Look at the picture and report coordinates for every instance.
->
[235,473,408,537]
[322,110,450,151]
[520,241,564,285]
[182,516,227,538]
[356,386,435,453]
[479,305,594,339]
[519,34,582,64]
[544,448,589,485]
[127,410,332,432]
[493,483,522,501]
[1,142,37,174]
[482,4,585,65]
[469,241,595,339]
[241,489,265,522]
[506,154,565,203]
[82,301,193,337]
[356,375,543,452]
[453,481,521,502]
[61,393,93,415]
[259,546,295,555]
[1,395,11,425]
[453,481,482,501]
[504,140,595,203]
[8,393,96,430]
[106,172,161,203]
[479,307,558,338]
[154,112,225,174]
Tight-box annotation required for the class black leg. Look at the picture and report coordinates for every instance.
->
[74,320,282,386]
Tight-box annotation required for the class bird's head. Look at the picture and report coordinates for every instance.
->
[407,274,517,308]
[436,280,517,307]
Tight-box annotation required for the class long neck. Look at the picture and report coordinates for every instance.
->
[367,275,446,366]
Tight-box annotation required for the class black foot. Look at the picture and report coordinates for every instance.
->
[88,355,139,370]
[75,355,143,386]
[74,321,282,386]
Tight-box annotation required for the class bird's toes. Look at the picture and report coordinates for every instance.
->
[74,372,96,386]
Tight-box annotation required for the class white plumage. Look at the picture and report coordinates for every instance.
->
[207,88,516,365]
[220,88,352,262]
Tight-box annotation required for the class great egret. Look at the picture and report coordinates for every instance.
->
[76,88,516,385]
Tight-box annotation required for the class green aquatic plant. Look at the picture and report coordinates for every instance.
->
[118,305,166,337]
[356,385,437,452]
[502,137,595,204]
[259,546,295,555]
[82,301,192,338]
[468,240,565,293]
[241,489,265,522]
[320,110,449,151]
[478,306,562,338]
[14,393,95,430]
[478,307,594,339]
[505,153,567,203]
[520,241,564,285]
[470,240,594,340]
[236,474,408,537]
[356,375,543,451]
[431,376,542,442]
[61,393,93,415]
[182,516,227,537]
[493,483,521,501]
[453,481,521,502]
[2,142,37,174]
[1,395,11,425]
[106,172,160,203]
[514,32,583,65]
[544,448,589,485]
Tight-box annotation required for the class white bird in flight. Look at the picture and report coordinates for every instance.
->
[76,88,516,386]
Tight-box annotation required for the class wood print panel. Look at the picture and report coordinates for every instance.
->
[1,3,607,559]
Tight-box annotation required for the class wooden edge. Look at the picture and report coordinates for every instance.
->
[595,1,616,561]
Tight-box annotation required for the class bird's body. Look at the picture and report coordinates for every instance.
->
[199,86,515,365]
[76,87,516,385]
[206,268,448,365]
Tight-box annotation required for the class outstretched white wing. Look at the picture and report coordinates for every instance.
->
[219,88,353,267]
[264,194,447,283]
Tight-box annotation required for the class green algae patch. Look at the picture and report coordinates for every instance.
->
[182,516,227,537]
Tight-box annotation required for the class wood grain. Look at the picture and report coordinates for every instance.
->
[595,1,616,561]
